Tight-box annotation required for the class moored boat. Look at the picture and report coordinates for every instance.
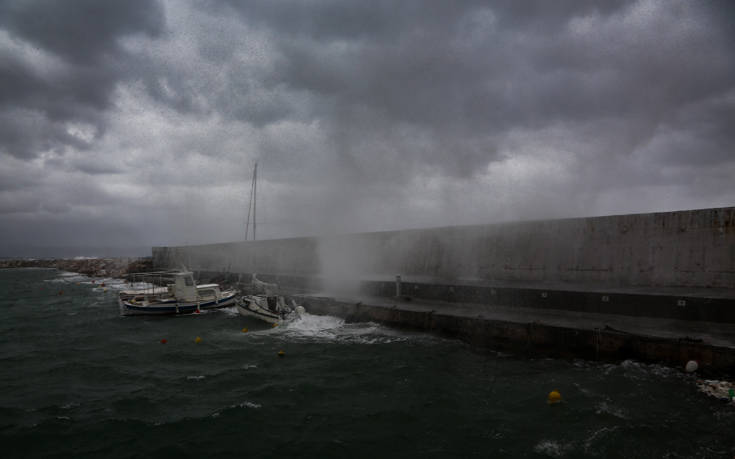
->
[119,271,238,315]
[236,295,305,324]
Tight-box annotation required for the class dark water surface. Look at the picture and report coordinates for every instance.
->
[1,268,733,458]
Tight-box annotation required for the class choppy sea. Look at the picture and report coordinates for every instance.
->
[1,268,734,458]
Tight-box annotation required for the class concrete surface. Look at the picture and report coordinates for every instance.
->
[155,206,735,289]
[296,294,735,376]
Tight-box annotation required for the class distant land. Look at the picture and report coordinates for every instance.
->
[0,257,152,278]
[0,245,151,259]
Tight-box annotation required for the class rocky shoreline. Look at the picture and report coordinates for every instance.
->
[0,257,153,279]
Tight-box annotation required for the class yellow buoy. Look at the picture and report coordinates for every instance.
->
[278,350,285,357]
[241,327,248,333]
[195,336,202,344]
[548,390,562,405]
[272,322,278,327]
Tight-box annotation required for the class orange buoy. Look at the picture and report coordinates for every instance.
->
[548,390,562,405]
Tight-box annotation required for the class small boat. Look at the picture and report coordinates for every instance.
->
[234,273,305,324]
[119,271,238,315]
[236,295,305,324]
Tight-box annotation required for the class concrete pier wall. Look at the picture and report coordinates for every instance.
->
[297,296,735,376]
[153,206,735,289]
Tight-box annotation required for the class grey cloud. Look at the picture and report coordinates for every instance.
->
[202,0,734,183]
[0,0,164,157]
[0,0,733,251]
[0,0,163,65]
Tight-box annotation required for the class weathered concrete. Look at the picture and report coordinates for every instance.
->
[359,278,735,323]
[155,206,735,289]
[297,295,735,377]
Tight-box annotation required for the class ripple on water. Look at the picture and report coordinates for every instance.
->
[3,269,735,459]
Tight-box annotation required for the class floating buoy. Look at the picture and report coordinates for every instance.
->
[160,338,167,344]
[685,360,699,373]
[100,282,106,287]
[278,350,285,357]
[195,336,202,344]
[58,290,63,295]
[272,322,278,328]
[548,390,562,405]
[241,327,248,333]
[103,288,108,292]
[194,308,200,314]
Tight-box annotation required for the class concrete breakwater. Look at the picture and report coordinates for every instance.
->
[156,207,735,372]
[295,295,735,377]
[0,257,152,278]
[154,206,735,289]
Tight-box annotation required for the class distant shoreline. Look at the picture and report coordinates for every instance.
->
[0,257,152,278]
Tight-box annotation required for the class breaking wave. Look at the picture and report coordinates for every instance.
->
[274,312,410,344]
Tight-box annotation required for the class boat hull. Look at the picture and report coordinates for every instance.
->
[235,295,303,324]
[119,291,238,316]
[235,303,282,324]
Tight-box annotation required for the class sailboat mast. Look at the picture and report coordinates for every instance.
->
[245,161,258,241]
[252,162,257,241]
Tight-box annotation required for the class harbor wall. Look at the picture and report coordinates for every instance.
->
[296,296,735,376]
[153,206,735,289]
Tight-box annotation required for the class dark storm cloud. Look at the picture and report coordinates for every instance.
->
[0,0,164,157]
[202,0,734,181]
[0,0,163,64]
[0,0,733,251]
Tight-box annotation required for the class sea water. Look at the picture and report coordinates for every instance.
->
[1,268,733,458]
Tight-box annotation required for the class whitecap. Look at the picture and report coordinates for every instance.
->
[533,440,572,457]
[217,306,239,316]
[277,313,409,344]
[231,401,261,409]
[572,382,592,396]
[285,313,345,334]
[583,426,618,453]
[595,400,629,419]
[187,375,206,380]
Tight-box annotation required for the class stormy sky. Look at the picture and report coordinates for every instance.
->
[0,0,733,255]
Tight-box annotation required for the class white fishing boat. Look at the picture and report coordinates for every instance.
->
[234,273,304,323]
[236,295,304,324]
[119,271,238,315]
